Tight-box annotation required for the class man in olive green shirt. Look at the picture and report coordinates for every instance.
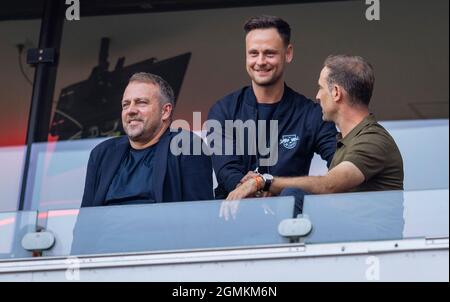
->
[227,54,404,201]
[329,113,403,192]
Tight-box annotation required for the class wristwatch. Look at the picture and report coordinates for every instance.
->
[261,173,274,192]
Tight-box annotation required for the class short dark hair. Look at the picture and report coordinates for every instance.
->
[128,72,176,107]
[244,15,291,46]
[324,55,375,106]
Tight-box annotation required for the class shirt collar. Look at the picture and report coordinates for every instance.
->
[245,83,291,107]
[337,113,377,147]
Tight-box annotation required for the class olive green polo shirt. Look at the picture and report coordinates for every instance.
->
[329,114,404,192]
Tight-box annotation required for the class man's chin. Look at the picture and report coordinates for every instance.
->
[253,78,276,87]
[322,114,331,122]
[125,131,144,141]
[250,73,282,87]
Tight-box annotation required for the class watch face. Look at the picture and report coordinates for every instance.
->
[262,173,273,192]
[263,173,274,181]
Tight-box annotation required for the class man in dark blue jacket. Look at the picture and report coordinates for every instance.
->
[207,15,337,206]
[81,72,213,207]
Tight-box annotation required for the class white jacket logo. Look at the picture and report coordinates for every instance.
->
[280,135,300,149]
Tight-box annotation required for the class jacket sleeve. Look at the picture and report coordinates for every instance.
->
[81,149,98,207]
[180,133,214,201]
[207,101,245,194]
[312,107,338,167]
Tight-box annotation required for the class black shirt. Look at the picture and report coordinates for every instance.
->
[105,144,157,205]
[257,102,280,174]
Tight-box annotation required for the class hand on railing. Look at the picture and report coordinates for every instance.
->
[219,199,240,221]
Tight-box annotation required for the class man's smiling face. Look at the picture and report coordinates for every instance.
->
[245,28,292,87]
[121,81,163,144]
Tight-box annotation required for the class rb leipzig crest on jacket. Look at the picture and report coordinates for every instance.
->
[279,134,300,150]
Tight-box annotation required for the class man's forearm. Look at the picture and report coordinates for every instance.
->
[212,156,245,192]
[270,175,331,195]
[270,161,365,195]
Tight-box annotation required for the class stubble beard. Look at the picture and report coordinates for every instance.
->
[250,69,282,88]
[125,125,144,141]
[126,121,163,144]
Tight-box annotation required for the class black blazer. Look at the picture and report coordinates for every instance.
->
[81,129,214,207]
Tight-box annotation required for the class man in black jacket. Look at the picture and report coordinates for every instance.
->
[81,72,213,207]
[207,15,337,209]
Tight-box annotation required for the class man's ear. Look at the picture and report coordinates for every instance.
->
[285,44,293,63]
[333,85,343,103]
[161,103,173,121]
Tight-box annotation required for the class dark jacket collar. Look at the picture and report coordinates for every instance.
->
[244,83,292,105]
[243,83,295,119]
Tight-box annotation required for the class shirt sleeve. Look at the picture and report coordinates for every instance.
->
[180,132,214,201]
[341,132,388,181]
[207,101,245,193]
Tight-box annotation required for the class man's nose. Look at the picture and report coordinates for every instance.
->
[315,96,321,104]
[126,103,138,115]
[315,92,321,103]
[256,54,266,65]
